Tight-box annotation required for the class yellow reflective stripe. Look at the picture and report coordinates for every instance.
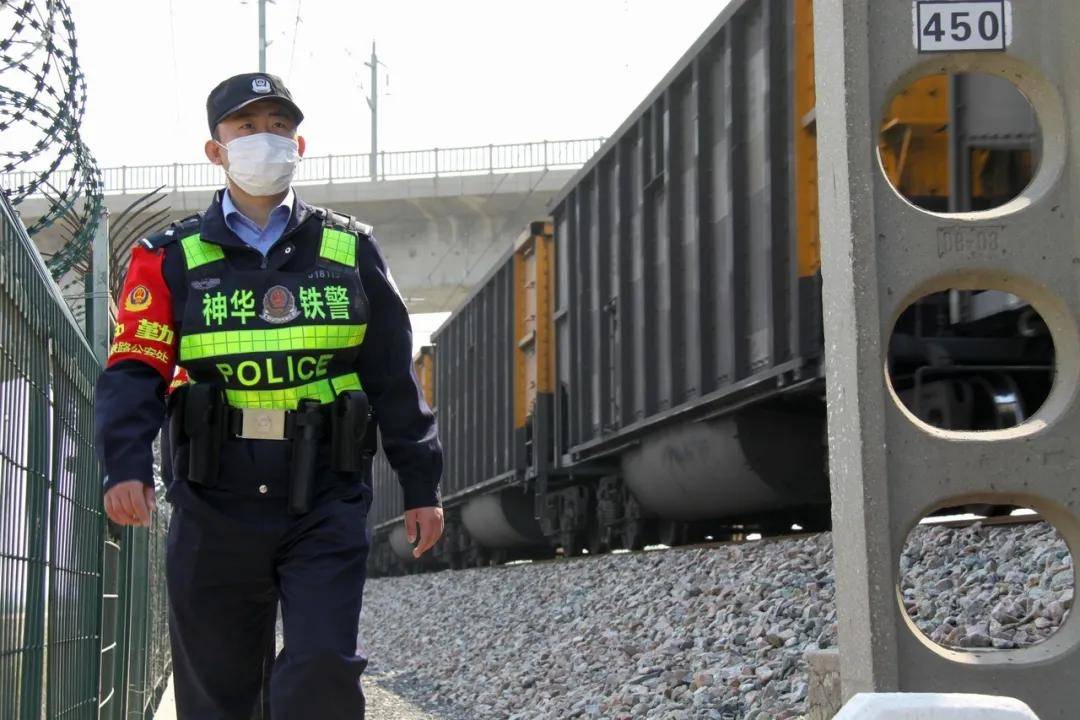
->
[330,372,363,393]
[224,372,362,409]
[178,324,367,362]
[319,228,356,266]
[181,234,225,269]
[225,378,334,409]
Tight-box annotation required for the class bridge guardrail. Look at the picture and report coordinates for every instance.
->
[0,138,605,197]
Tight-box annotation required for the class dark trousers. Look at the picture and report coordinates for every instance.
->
[165,480,372,719]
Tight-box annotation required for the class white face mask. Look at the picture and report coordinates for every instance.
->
[217,133,300,196]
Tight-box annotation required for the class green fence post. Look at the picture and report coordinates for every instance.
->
[115,526,135,720]
[126,528,150,717]
[98,527,122,720]
[18,331,51,720]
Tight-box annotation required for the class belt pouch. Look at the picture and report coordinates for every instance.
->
[167,383,188,457]
[288,399,324,515]
[331,390,370,472]
[184,384,227,487]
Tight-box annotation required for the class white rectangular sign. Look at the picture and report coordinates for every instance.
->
[914,1,1012,53]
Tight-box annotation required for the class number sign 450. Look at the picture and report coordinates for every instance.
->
[914,1,1012,53]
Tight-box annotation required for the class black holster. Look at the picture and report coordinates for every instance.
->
[183,384,228,487]
[288,399,324,516]
[167,383,188,463]
[330,390,371,472]
[164,384,189,487]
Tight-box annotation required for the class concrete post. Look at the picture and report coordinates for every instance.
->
[366,42,379,182]
[87,207,110,365]
[814,0,1080,717]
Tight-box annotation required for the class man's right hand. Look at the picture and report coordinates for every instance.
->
[104,480,157,527]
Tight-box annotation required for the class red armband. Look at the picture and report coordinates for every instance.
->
[107,244,176,380]
[167,366,190,395]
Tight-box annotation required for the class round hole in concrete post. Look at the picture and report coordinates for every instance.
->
[897,500,1075,664]
[887,288,1054,433]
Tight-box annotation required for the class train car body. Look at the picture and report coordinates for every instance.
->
[371,224,555,572]
[548,0,825,533]
[366,0,1047,575]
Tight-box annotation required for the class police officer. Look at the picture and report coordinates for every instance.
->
[94,73,444,719]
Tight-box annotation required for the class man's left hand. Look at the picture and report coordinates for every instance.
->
[404,506,444,559]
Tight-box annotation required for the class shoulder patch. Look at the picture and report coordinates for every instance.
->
[317,206,374,238]
[142,213,203,249]
[351,218,374,237]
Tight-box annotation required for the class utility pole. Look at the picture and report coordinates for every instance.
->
[258,0,269,72]
[365,42,379,181]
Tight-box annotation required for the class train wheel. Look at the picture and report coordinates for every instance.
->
[562,531,586,558]
[466,545,488,568]
[622,518,646,551]
[620,486,646,550]
[587,523,606,556]
[658,520,686,547]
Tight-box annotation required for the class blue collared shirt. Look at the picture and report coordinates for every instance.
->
[221,188,294,256]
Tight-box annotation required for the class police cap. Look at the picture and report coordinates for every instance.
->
[206,73,304,132]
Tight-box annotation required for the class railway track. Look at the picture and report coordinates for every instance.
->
[493,511,1046,570]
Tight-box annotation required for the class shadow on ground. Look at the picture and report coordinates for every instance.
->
[363,662,474,720]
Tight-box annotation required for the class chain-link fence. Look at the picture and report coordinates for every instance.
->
[0,191,170,718]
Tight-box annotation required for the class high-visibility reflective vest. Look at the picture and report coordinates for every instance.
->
[175,222,369,409]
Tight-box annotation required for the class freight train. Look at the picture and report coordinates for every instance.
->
[367,0,1047,576]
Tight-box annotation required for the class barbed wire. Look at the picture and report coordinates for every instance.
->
[0,0,103,279]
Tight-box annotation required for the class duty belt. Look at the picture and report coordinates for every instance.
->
[174,383,374,515]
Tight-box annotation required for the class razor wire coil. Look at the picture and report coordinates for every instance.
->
[0,0,103,279]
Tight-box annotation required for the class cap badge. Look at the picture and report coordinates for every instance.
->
[252,77,272,94]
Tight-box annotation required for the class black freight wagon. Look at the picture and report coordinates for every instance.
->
[370,223,554,573]
[367,0,1045,575]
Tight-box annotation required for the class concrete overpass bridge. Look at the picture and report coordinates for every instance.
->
[9,139,602,314]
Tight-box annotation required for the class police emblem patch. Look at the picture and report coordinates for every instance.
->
[252,77,272,94]
[260,285,300,324]
[124,285,152,312]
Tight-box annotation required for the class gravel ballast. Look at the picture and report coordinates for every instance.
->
[901,520,1073,651]
[358,522,1071,719]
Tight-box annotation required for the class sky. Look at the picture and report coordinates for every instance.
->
[62,0,730,349]
[69,0,729,167]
